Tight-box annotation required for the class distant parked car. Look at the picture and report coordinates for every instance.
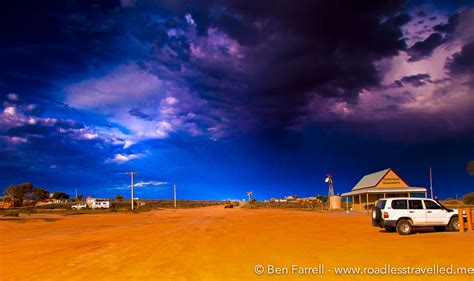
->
[224,200,233,208]
[91,201,110,209]
[232,201,240,207]
[71,203,87,210]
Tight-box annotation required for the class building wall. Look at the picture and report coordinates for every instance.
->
[351,192,416,211]
[375,170,409,188]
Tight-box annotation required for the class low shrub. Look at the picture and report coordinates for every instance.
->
[3,210,20,217]
[463,192,474,205]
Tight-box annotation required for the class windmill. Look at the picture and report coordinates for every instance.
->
[247,191,253,202]
[325,172,334,197]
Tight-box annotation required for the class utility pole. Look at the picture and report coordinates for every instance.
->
[128,172,137,210]
[75,188,78,200]
[429,167,433,199]
[173,184,177,209]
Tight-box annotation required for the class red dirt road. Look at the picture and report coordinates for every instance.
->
[1,206,473,281]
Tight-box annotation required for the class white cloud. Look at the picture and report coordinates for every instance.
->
[82,132,99,140]
[185,14,196,27]
[155,120,173,138]
[3,106,16,116]
[123,139,135,149]
[106,153,145,164]
[6,93,19,102]
[66,64,163,111]
[164,96,178,105]
[134,181,168,188]
[64,64,214,142]
[0,136,28,144]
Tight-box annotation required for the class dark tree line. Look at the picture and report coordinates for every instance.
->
[3,183,70,207]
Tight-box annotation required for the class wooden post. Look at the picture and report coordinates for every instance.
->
[366,193,369,210]
[459,208,465,233]
[359,194,361,210]
[466,208,472,231]
[173,184,177,209]
[383,193,386,198]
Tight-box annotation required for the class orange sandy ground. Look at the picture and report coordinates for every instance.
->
[0,206,472,281]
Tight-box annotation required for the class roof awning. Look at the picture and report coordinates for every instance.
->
[341,187,427,197]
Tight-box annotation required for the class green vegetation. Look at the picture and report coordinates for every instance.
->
[2,210,20,217]
[3,183,49,207]
[51,192,70,200]
[463,192,474,205]
[243,201,330,211]
[441,198,461,206]
[115,194,124,201]
[0,200,223,216]
[113,200,222,211]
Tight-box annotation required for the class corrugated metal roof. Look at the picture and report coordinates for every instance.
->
[352,168,390,191]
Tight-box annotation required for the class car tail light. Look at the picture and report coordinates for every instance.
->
[383,212,389,219]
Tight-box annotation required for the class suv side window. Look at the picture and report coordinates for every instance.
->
[409,200,423,209]
[375,200,386,209]
[392,200,407,209]
[424,200,442,210]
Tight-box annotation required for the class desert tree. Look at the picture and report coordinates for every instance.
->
[51,192,70,200]
[3,183,50,207]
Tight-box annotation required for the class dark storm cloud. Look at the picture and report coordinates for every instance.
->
[388,13,413,26]
[408,32,445,61]
[0,0,132,97]
[417,11,426,17]
[434,13,460,33]
[128,108,153,121]
[445,41,474,75]
[137,0,410,128]
[394,73,432,87]
[2,0,473,142]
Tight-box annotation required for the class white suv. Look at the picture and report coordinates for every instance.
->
[372,197,464,235]
[71,203,87,210]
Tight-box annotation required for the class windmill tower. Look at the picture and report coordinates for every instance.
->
[247,191,253,202]
[325,172,334,197]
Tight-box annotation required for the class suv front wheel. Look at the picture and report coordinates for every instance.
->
[396,219,412,235]
[448,217,460,231]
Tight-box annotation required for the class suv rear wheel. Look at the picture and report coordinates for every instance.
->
[448,217,460,231]
[396,219,412,235]
[372,208,382,225]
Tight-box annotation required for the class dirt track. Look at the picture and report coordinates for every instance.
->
[0,206,473,281]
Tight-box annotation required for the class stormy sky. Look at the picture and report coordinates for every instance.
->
[1,0,473,200]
